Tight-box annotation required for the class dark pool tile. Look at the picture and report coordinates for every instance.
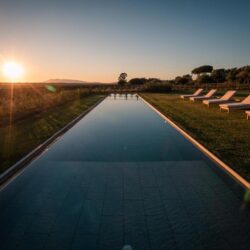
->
[147,214,172,232]
[99,216,123,250]
[7,193,45,213]
[144,198,165,216]
[87,187,106,200]
[124,177,141,188]
[76,216,100,235]
[59,199,84,217]
[138,166,157,188]
[174,233,203,250]
[88,174,107,189]
[180,196,207,216]
[124,167,140,187]
[76,201,103,235]
[105,187,123,201]
[124,213,148,249]
[222,229,250,249]
[201,233,231,250]
[124,201,147,229]
[26,214,55,234]
[38,198,64,216]
[148,227,176,250]
[71,234,97,250]
[168,217,194,235]
[44,232,73,250]
[80,200,103,221]
[159,186,180,201]
[67,185,88,198]
[103,199,123,216]
[0,178,31,210]
[124,214,146,229]
[124,184,142,200]
[147,215,176,249]
[142,187,161,200]
[0,211,21,235]
[230,213,250,233]
[106,170,124,188]
[124,200,144,217]
[155,175,173,188]
[10,214,34,235]
[0,231,23,250]
[124,230,150,250]
[5,200,41,216]
[45,190,69,203]
[147,213,175,249]
[163,199,195,234]
[51,214,78,233]
[15,233,47,250]
[77,222,100,235]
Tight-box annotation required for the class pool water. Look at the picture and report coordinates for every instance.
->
[0,94,249,250]
[41,93,205,162]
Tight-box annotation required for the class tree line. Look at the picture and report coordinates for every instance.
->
[118,73,162,86]
[117,73,171,92]
[176,65,250,84]
[118,65,250,86]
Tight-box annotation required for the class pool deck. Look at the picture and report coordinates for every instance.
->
[0,94,250,250]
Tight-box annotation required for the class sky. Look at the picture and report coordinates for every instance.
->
[0,0,249,82]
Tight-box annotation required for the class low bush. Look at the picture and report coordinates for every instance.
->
[143,82,172,93]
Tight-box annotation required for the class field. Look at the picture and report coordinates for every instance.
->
[141,92,250,182]
[0,83,105,173]
[0,83,109,126]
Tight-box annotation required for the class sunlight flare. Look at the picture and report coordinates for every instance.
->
[3,61,24,81]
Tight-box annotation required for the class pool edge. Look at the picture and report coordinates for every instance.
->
[0,95,107,189]
[139,94,250,190]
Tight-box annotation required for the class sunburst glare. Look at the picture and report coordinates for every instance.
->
[3,61,24,81]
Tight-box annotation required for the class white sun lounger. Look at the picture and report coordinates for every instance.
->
[190,89,217,102]
[246,111,250,120]
[180,89,203,100]
[203,90,236,107]
[219,95,250,113]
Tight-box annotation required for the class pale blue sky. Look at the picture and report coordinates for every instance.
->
[0,0,249,82]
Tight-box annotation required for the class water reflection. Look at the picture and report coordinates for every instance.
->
[108,93,139,101]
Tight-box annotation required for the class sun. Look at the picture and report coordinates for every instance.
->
[3,62,24,81]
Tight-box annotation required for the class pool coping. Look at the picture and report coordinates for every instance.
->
[0,96,107,188]
[139,94,250,190]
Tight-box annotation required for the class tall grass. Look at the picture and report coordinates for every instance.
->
[0,84,94,126]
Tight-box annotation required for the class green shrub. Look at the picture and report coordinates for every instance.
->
[143,82,172,93]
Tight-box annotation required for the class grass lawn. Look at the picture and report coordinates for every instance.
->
[0,94,105,174]
[141,93,250,182]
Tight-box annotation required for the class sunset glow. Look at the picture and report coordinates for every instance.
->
[3,62,24,81]
[1,0,249,83]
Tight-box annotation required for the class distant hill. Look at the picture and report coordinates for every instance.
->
[44,79,113,85]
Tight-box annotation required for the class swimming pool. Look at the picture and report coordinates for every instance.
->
[0,94,249,249]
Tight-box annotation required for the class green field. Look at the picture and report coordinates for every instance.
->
[141,93,250,182]
[0,94,105,173]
